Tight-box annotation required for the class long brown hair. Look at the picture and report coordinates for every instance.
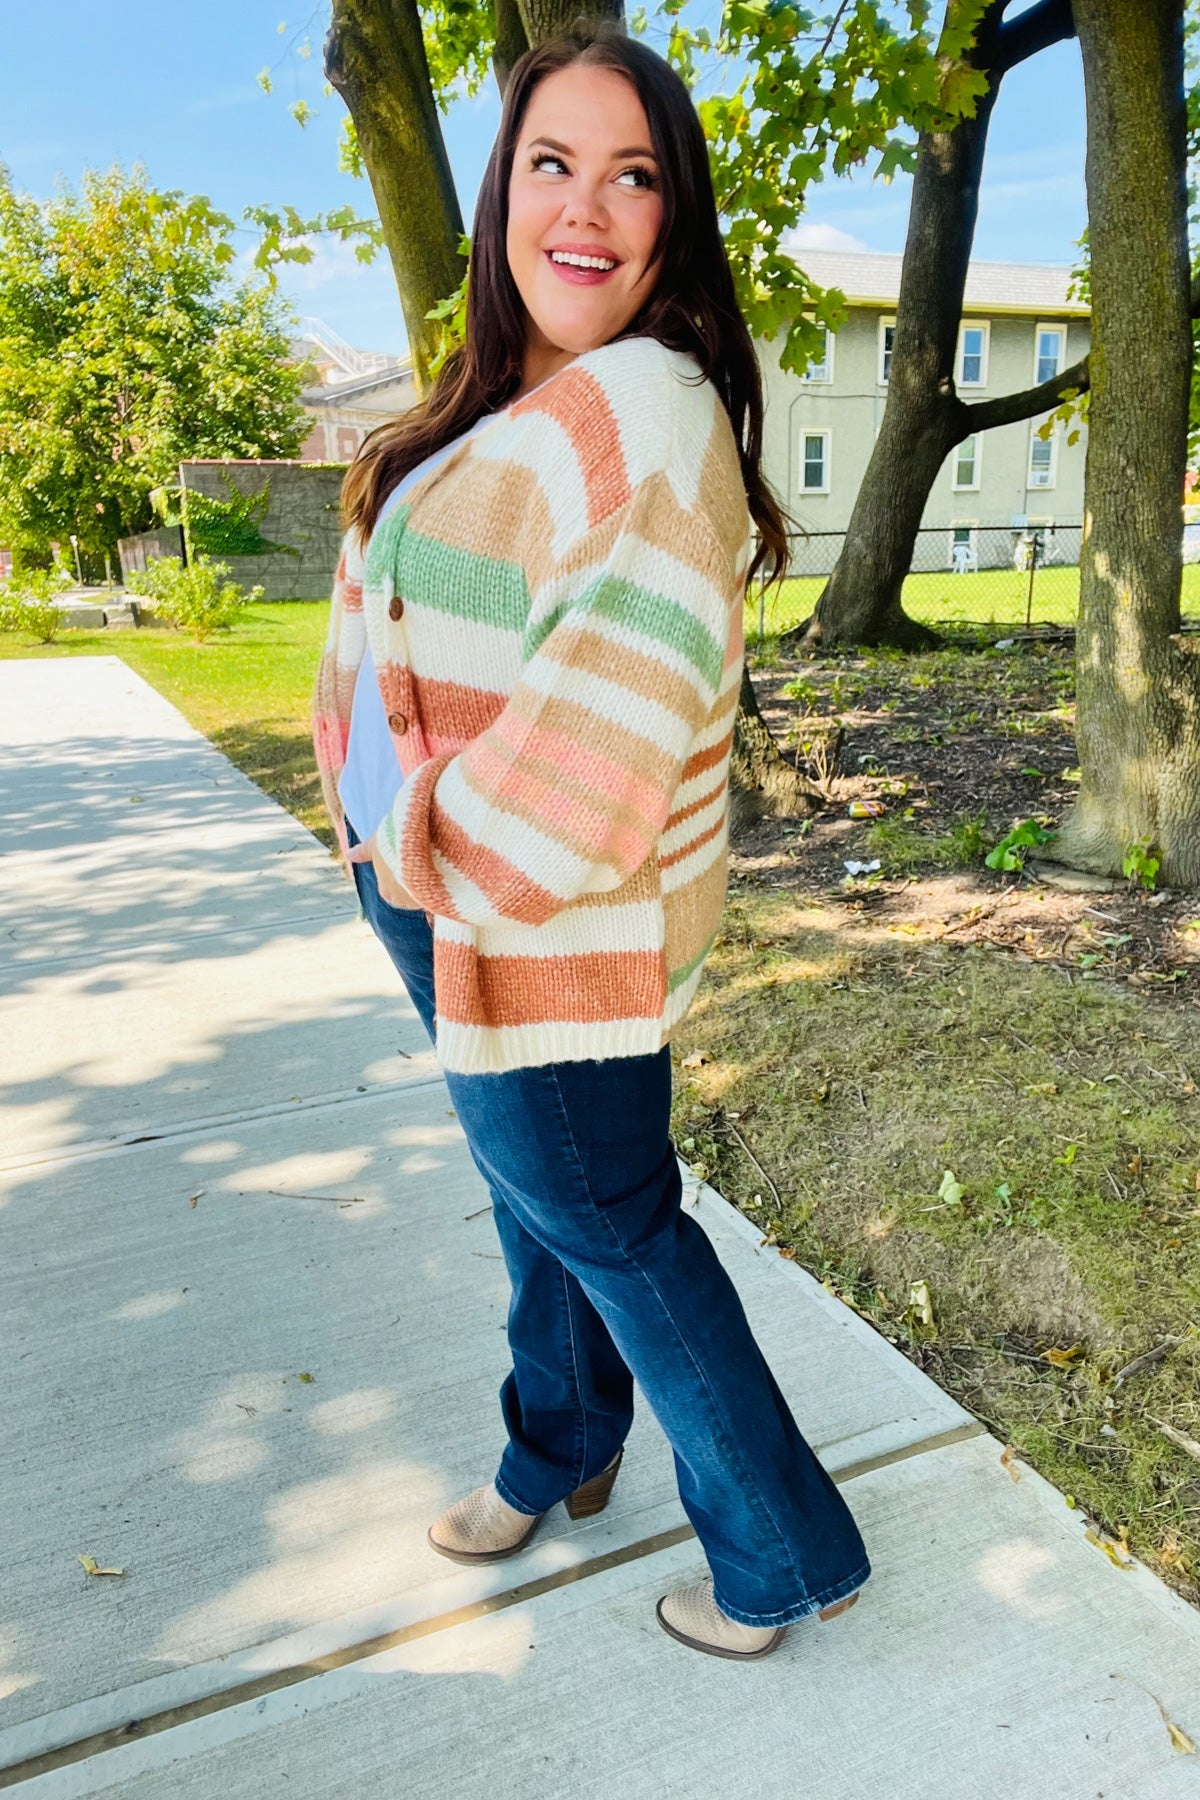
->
[341,16,792,587]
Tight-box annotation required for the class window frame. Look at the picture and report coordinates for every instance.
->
[956,320,990,389]
[801,326,835,384]
[952,432,982,492]
[1034,322,1066,387]
[1027,424,1058,491]
[800,427,832,496]
[877,316,896,387]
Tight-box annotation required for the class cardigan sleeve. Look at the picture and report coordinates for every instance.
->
[373,466,746,927]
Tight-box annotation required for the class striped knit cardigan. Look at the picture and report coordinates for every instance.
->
[312,334,752,1074]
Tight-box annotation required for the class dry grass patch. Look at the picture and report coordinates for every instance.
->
[672,890,1200,1601]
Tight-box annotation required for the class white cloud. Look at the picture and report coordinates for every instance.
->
[781,222,871,254]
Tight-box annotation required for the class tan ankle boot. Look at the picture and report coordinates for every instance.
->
[427,1448,623,1565]
[656,1576,860,1660]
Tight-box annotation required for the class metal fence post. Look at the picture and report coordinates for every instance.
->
[1025,530,1039,629]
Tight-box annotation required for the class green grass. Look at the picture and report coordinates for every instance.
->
[0,601,336,846]
[673,891,1200,1602]
[746,562,1200,637]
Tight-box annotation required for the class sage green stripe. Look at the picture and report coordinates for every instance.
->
[667,932,718,994]
[527,573,723,688]
[367,519,530,635]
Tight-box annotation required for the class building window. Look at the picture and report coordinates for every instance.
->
[1035,324,1065,385]
[953,435,981,491]
[957,322,989,388]
[1028,426,1057,489]
[878,317,896,386]
[802,328,834,383]
[801,430,831,494]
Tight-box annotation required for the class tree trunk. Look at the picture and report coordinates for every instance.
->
[729,668,822,830]
[796,0,1075,650]
[324,0,466,387]
[1051,0,1200,888]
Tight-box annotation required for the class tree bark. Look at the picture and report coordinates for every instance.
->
[796,0,1076,650]
[493,0,530,97]
[324,0,466,387]
[730,668,823,829]
[1050,0,1200,887]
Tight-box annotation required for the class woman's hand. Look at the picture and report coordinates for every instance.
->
[347,834,422,910]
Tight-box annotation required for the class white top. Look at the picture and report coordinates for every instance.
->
[337,417,489,842]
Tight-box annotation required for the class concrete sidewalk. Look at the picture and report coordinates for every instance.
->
[2,656,1199,1798]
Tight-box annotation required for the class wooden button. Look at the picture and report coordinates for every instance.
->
[388,596,404,621]
[387,712,408,736]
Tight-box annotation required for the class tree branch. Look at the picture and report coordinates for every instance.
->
[962,274,1200,438]
[960,353,1090,434]
[994,0,1075,74]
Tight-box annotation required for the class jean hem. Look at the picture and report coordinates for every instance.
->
[711,1559,871,1629]
[492,1469,548,1518]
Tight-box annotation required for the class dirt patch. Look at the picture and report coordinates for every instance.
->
[735,636,1199,999]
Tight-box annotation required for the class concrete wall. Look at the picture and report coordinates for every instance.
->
[757,310,1091,555]
[177,460,347,602]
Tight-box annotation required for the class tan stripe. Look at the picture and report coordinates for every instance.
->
[542,626,712,731]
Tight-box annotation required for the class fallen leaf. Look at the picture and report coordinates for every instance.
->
[937,1170,965,1207]
[999,1445,1022,1482]
[778,1246,797,1261]
[1086,1529,1132,1568]
[1024,1082,1059,1096]
[295,1372,315,1384]
[908,1279,935,1329]
[1111,1675,1197,1754]
[1041,1344,1085,1367]
[78,1554,125,1577]
[682,1052,709,1068]
[1166,1718,1197,1755]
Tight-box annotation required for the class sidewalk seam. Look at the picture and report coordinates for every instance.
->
[0,1420,985,1791]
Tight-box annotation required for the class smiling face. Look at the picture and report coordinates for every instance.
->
[506,63,666,395]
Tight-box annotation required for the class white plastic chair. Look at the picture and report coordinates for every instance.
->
[950,541,978,574]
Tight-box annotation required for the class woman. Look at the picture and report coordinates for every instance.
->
[312,17,870,1661]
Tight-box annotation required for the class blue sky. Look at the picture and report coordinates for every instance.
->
[4,2,1086,359]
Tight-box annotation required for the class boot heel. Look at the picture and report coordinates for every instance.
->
[818,1591,860,1622]
[564,1447,623,1520]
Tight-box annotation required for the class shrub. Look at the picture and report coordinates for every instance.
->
[125,555,262,640]
[0,566,72,642]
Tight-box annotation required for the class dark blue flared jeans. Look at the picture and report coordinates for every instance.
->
[348,823,870,1626]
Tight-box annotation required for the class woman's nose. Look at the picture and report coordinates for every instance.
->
[563,182,609,229]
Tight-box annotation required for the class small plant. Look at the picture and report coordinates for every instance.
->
[985,817,1055,871]
[0,566,72,642]
[1121,836,1160,891]
[126,555,261,641]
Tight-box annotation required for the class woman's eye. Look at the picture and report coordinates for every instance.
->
[531,153,567,174]
[617,165,656,190]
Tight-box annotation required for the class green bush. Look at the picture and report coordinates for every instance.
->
[0,566,72,641]
[125,555,262,641]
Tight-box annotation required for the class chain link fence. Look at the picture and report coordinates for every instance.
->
[750,519,1200,638]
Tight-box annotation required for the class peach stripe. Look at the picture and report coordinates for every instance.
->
[434,941,666,1027]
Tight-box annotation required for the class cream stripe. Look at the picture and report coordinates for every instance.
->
[437,896,664,959]
[519,659,699,759]
[393,607,521,696]
[436,1014,664,1075]
[660,822,728,894]
[660,789,727,860]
